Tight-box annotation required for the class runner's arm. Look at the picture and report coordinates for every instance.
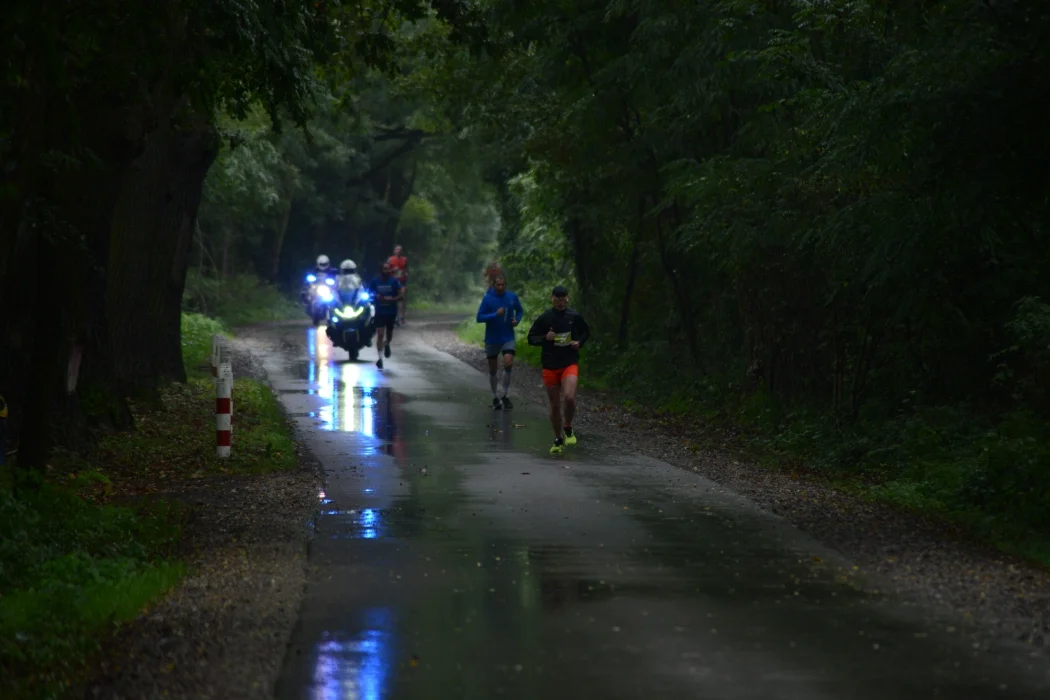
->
[476,297,498,323]
[512,295,524,324]
[395,279,404,300]
[526,312,550,346]
[574,313,591,347]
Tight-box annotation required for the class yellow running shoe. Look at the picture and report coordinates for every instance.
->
[550,438,565,454]
[564,427,577,445]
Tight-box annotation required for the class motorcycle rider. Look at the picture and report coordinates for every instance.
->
[336,259,363,303]
[314,254,337,281]
[302,254,338,303]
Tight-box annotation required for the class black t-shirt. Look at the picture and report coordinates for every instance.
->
[526,307,591,370]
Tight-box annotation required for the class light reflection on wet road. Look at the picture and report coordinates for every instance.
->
[241,321,1050,700]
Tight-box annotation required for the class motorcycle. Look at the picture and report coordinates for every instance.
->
[325,287,376,361]
[303,273,338,324]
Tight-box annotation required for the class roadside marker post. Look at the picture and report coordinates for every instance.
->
[216,350,233,458]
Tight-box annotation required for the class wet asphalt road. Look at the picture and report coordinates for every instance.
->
[242,319,1049,700]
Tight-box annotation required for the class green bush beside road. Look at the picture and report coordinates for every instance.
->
[0,313,298,699]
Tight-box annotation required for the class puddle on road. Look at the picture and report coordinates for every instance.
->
[291,325,550,462]
[268,325,1050,700]
[291,326,410,454]
[311,608,396,700]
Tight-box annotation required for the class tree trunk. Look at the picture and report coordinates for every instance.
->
[270,198,294,282]
[565,216,590,308]
[617,221,642,347]
[18,154,130,468]
[106,108,219,394]
[653,204,700,367]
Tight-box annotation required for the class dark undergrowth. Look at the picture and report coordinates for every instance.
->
[0,313,297,699]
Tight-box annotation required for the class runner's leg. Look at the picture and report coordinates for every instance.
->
[562,372,578,430]
[545,384,562,439]
[485,356,497,398]
[501,350,513,398]
[376,326,386,359]
[383,316,394,357]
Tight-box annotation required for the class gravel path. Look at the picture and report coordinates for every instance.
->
[419,319,1050,651]
[80,339,321,700]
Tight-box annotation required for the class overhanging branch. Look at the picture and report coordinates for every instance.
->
[347,129,429,185]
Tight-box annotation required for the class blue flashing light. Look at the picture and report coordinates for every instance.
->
[306,273,317,283]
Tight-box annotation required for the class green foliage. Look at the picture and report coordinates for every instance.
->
[182,272,301,328]
[196,64,500,305]
[180,312,227,379]
[418,0,1050,560]
[0,477,183,699]
[0,309,302,696]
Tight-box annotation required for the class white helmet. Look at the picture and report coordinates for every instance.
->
[316,254,330,270]
[340,259,357,274]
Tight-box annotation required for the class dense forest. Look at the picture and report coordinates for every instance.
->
[3,1,1050,533]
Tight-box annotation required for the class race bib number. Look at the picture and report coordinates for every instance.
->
[553,332,572,347]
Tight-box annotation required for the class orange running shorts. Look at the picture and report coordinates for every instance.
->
[542,364,579,387]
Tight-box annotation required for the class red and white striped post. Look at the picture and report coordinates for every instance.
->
[216,360,233,458]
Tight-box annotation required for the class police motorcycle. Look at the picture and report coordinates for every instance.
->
[302,255,339,324]
[303,273,338,324]
[325,260,376,361]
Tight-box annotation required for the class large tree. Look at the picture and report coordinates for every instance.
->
[0,0,478,468]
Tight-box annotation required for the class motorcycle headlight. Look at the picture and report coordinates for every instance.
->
[317,286,334,302]
[335,305,364,320]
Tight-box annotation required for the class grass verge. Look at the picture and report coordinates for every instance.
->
[414,299,479,315]
[0,313,298,699]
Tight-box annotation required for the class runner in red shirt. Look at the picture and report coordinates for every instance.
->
[386,244,408,325]
[484,258,503,288]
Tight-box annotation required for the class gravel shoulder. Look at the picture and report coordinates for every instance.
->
[80,339,320,700]
[418,318,1050,651]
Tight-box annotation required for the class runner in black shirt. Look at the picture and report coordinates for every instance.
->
[527,285,590,454]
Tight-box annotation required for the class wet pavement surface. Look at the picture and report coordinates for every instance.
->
[244,320,1050,700]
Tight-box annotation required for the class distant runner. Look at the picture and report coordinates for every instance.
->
[368,261,403,369]
[527,285,590,454]
[476,274,524,410]
[386,244,408,325]
[484,258,503,288]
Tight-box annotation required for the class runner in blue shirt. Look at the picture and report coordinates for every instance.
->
[368,261,403,369]
[476,274,524,409]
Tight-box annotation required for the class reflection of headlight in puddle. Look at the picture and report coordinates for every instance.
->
[316,330,331,400]
[312,608,393,700]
